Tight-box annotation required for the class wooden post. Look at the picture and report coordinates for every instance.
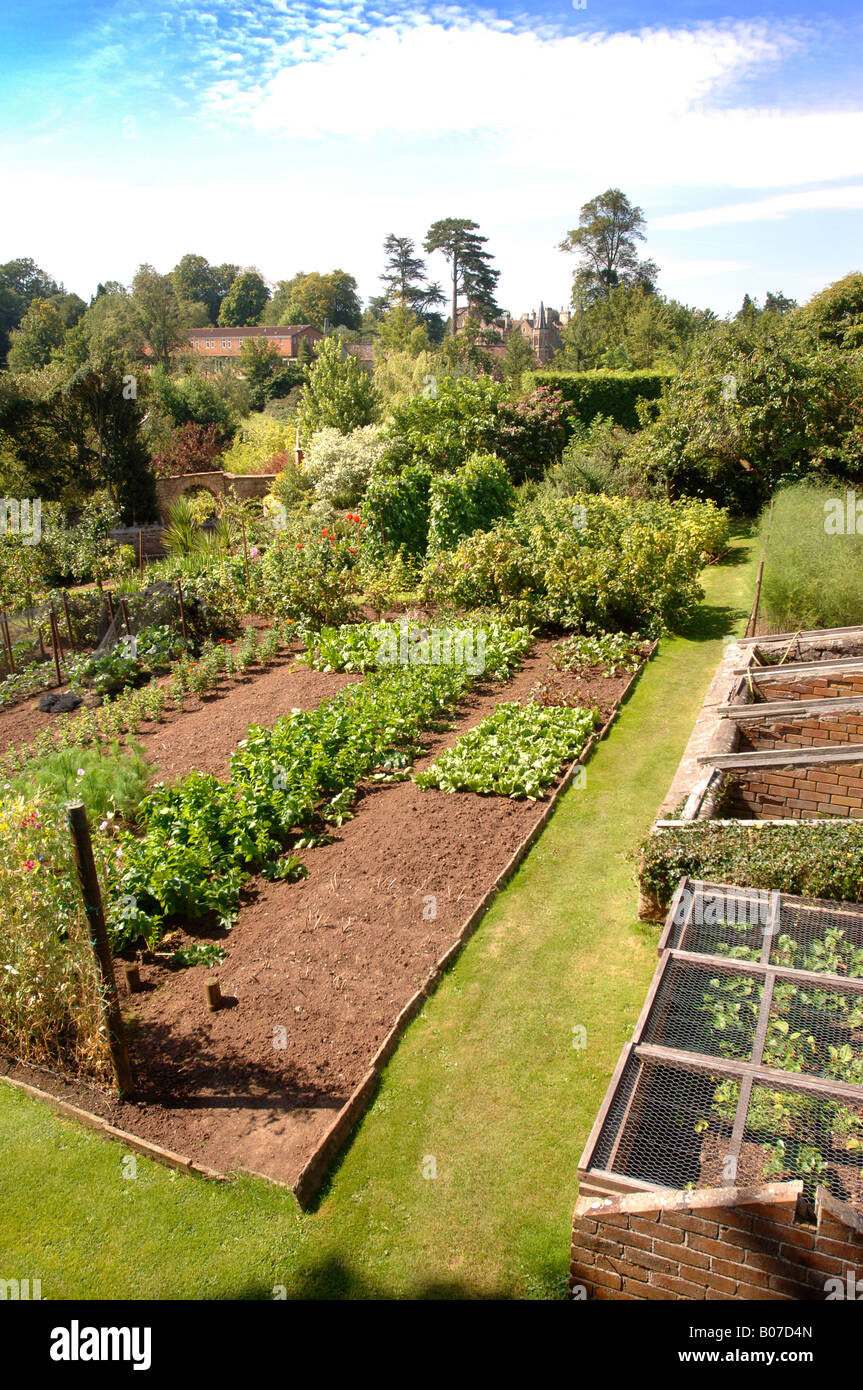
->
[175,579,188,642]
[747,560,765,638]
[241,520,250,589]
[1,612,14,673]
[138,529,144,580]
[61,589,74,645]
[106,589,115,625]
[49,607,63,687]
[205,979,222,1012]
[66,802,134,1098]
[37,620,45,659]
[119,597,133,639]
[124,963,141,994]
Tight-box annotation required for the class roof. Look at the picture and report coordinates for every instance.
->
[186,325,320,338]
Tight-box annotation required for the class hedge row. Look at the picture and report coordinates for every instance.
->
[640,821,863,908]
[525,369,672,432]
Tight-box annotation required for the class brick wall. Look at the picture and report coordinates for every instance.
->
[155,472,276,518]
[723,761,863,819]
[570,1182,863,1300]
[738,712,863,751]
[755,672,863,701]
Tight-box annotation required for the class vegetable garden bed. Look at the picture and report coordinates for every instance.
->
[1,628,654,1200]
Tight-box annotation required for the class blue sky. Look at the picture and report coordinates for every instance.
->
[1,0,861,316]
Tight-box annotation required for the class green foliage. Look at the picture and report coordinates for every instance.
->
[217,270,270,327]
[550,631,646,675]
[362,464,433,558]
[302,619,532,681]
[297,337,380,441]
[220,414,292,474]
[270,270,362,331]
[11,741,151,825]
[257,518,362,626]
[6,298,66,371]
[757,479,863,630]
[383,375,566,483]
[526,368,671,432]
[640,821,863,908]
[422,493,729,634]
[799,273,863,351]
[544,414,644,498]
[148,364,245,440]
[427,452,516,553]
[632,319,863,510]
[415,702,598,799]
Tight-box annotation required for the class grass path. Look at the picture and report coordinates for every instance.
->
[0,538,757,1300]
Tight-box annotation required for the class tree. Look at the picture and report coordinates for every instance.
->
[799,273,863,350]
[269,270,362,330]
[130,264,201,366]
[218,269,270,326]
[0,258,61,363]
[559,190,658,306]
[377,302,429,355]
[424,219,501,335]
[502,329,536,376]
[238,337,304,410]
[171,254,238,324]
[764,290,797,317]
[296,336,380,441]
[6,299,66,371]
[379,235,444,320]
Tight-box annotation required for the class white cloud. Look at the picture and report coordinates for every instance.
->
[653,185,863,230]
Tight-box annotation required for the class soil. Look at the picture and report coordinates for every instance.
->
[1,636,643,1188]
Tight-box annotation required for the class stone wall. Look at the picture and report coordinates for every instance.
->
[738,711,863,751]
[570,1181,863,1301]
[724,760,863,819]
[154,472,276,518]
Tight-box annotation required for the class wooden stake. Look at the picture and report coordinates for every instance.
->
[66,802,135,1098]
[241,520,250,589]
[205,979,222,1012]
[746,559,765,639]
[49,607,63,687]
[138,529,144,580]
[106,589,115,624]
[123,963,141,994]
[61,589,74,645]
[1,612,14,673]
[176,579,188,642]
[119,597,133,639]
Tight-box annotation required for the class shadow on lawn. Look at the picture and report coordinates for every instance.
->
[229,1255,568,1301]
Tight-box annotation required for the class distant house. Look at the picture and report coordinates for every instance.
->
[455,301,567,365]
[343,341,375,373]
[183,324,324,368]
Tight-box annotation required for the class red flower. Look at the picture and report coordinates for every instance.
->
[296,543,303,550]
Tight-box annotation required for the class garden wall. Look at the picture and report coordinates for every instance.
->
[737,710,863,751]
[155,471,276,517]
[570,1182,863,1301]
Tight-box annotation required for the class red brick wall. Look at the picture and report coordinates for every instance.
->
[570,1182,863,1300]
[739,713,863,751]
[723,762,863,819]
[755,672,863,701]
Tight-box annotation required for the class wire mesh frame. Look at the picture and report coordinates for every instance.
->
[658,878,863,977]
[579,934,863,1204]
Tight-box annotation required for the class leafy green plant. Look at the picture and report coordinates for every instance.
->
[11,741,151,825]
[415,702,598,799]
[550,631,647,676]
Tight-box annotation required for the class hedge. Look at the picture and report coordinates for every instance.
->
[525,369,672,432]
[427,453,515,554]
[640,821,863,909]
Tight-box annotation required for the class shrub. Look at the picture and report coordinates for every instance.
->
[221,415,294,475]
[427,452,516,553]
[257,521,361,626]
[758,479,863,631]
[304,424,388,507]
[526,369,671,433]
[640,821,863,909]
[11,741,151,825]
[296,336,380,441]
[383,375,566,482]
[150,422,226,478]
[362,464,433,558]
[421,493,729,633]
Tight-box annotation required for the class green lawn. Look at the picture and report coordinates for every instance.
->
[0,537,757,1300]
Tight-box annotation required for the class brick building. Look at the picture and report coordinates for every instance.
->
[184,324,324,368]
[455,301,567,364]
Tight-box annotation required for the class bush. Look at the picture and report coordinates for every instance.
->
[12,741,151,825]
[427,453,516,554]
[221,414,294,475]
[421,493,729,634]
[758,479,863,631]
[383,375,566,482]
[362,464,433,558]
[526,369,671,433]
[304,424,388,508]
[257,520,361,626]
[640,821,863,909]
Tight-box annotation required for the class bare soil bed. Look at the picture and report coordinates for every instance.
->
[1,637,644,1191]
